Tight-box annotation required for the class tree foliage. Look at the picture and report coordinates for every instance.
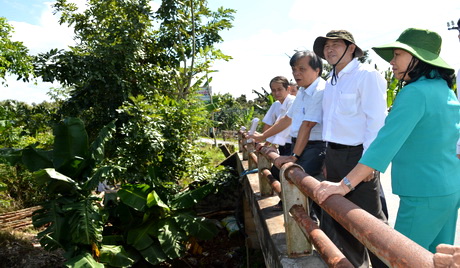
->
[0,17,35,84]
[34,0,235,138]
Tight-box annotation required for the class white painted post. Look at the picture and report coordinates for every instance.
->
[280,164,312,256]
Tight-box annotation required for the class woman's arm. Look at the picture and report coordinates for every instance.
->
[314,163,375,204]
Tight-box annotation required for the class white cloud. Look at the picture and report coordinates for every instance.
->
[10,2,75,54]
[1,2,76,103]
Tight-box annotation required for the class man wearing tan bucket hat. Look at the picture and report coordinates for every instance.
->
[312,30,388,268]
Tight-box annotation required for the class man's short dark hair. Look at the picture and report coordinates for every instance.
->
[289,50,323,75]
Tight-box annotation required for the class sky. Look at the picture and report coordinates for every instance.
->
[1,0,460,103]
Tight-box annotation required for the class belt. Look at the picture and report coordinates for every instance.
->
[292,138,325,145]
[327,142,363,150]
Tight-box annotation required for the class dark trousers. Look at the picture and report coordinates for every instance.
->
[323,144,388,268]
[294,141,326,177]
[271,141,325,181]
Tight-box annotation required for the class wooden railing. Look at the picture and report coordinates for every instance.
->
[239,131,435,268]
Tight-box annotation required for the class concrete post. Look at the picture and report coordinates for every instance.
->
[280,164,312,257]
[257,151,273,196]
[238,130,243,153]
[242,137,248,160]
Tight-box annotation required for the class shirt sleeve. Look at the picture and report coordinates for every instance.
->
[303,90,323,123]
[263,102,277,125]
[359,85,425,172]
[360,70,388,152]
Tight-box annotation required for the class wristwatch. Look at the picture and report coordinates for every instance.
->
[343,177,355,191]
[291,153,300,159]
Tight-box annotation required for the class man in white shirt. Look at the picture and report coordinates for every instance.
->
[251,51,326,178]
[262,76,295,156]
[313,30,388,268]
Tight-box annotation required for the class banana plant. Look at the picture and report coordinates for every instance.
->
[0,117,122,267]
[104,166,219,266]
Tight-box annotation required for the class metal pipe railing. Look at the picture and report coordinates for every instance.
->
[257,146,434,267]
[240,132,352,266]
[289,204,353,267]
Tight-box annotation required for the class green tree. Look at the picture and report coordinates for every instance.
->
[0,100,57,211]
[0,17,34,84]
[35,0,235,138]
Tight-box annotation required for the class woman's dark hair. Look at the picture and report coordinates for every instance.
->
[289,50,323,75]
[269,76,289,90]
[406,60,454,88]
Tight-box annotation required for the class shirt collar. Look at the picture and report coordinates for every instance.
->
[340,58,359,75]
[326,58,359,79]
[300,77,321,96]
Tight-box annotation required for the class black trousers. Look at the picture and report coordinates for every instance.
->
[322,144,388,268]
[271,141,326,181]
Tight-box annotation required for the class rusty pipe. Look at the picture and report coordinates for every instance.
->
[261,168,282,196]
[282,163,433,268]
[290,204,354,268]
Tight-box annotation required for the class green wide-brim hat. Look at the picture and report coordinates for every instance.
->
[372,28,454,73]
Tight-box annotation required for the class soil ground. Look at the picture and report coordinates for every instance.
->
[0,224,265,268]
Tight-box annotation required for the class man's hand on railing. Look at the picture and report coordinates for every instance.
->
[313,180,348,204]
[274,155,297,168]
[434,244,460,267]
[249,131,265,143]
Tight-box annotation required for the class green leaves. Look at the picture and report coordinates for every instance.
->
[174,211,218,240]
[171,182,215,209]
[113,180,219,264]
[64,197,103,245]
[126,221,167,265]
[99,245,135,267]
[118,184,152,212]
[65,252,104,268]
[53,117,89,171]
[34,168,79,195]
[0,17,35,84]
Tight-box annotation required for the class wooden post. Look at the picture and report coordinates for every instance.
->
[257,151,273,196]
[280,164,312,257]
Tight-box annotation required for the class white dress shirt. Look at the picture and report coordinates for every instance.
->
[263,94,295,145]
[287,77,325,141]
[322,58,387,152]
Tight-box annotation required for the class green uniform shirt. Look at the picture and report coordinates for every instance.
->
[360,75,460,197]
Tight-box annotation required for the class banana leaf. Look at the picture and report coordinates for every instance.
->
[53,117,89,171]
[146,190,169,209]
[63,198,103,245]
[21,146,53,172]
[174,211,218,240]
[156,218,187,259]
[171,183,215,210]
[118,184,151,211]
[65,252,104,268]
[99,245,135,268]
[90,120,116,163]
[0,148,23,166]
[34,168,79,195]
[127,222,167,265]
[32,198,70,251]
